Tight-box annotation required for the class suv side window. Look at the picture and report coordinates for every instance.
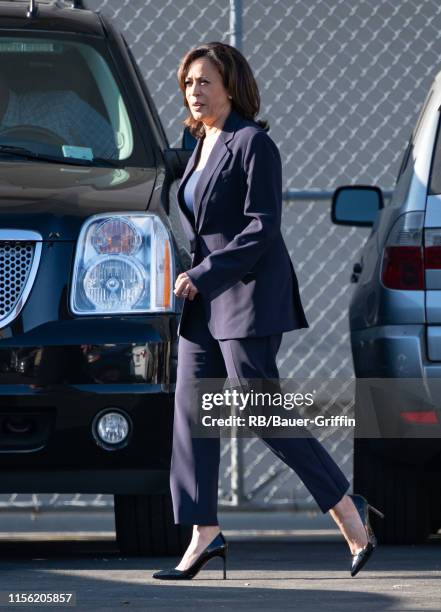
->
[428,112,441,194]
[389,134,415,207]
[392,88,433,198]
[395,137,413,185]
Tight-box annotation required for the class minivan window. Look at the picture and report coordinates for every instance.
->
[0,36,144,165]
[428,112,441,195]
[413,89,433,144]
[395,137,412,185]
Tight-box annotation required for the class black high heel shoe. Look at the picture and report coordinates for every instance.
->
[152,532,228,580]
[348,494,384,577]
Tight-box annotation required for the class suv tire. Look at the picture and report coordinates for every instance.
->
[353,438,433,544]
[114,493,192,556]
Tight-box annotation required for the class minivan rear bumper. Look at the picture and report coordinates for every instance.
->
[351,325,441,463]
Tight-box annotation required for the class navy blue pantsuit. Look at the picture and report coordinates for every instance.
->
[170,108,350,525]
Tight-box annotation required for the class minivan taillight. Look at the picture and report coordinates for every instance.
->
[380,212,425,290]
[424,229,441,269]
[381,246,424,289]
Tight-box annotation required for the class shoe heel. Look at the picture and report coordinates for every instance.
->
[219,550,227,579]
[368,504,384,519]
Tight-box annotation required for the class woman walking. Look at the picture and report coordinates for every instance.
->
[153,42,383,580]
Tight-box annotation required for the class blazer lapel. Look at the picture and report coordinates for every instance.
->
[192,137,229,232]
[176,109,242,235]
[193,109,241,232]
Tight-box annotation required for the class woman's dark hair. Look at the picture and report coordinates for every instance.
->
[177,41,269,138]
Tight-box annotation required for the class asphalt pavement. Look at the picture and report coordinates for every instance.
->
[0,510,439,611]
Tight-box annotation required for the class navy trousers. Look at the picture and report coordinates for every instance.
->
[170,293,350,525]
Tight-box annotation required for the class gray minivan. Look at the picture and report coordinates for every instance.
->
[331,72,441,544]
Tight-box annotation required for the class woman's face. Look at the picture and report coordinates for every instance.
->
[184,57,231,126]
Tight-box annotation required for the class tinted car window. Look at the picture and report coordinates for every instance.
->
[0,35,144,164]
[395,137,412,184]
[429,113,441,195]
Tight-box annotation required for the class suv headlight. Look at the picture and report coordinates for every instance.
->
[70,213,175,314]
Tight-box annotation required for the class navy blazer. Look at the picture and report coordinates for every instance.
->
[176,108,309,340]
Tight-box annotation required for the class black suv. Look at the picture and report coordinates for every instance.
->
[0,0,193,555]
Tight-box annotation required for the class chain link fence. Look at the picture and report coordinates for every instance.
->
[2,0,440,512]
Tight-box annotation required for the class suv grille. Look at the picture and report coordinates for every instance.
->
[0,242,34,318]
[0,231,43,329]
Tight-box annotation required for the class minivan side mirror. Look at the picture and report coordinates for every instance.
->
[331,185,384,227]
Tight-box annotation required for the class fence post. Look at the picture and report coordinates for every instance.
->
[229,0,243,51]
[228,0,245,508]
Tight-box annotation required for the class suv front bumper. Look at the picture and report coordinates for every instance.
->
[0,315,179,493]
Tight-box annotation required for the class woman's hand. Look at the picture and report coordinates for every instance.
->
[174,272,199,300]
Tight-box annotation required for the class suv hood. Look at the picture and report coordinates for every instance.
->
[0,162,157,240]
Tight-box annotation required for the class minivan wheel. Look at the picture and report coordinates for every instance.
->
[353,439,432,544]
[114,493,192,556]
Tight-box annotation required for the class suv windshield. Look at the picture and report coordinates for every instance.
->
[0,35,140,165]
